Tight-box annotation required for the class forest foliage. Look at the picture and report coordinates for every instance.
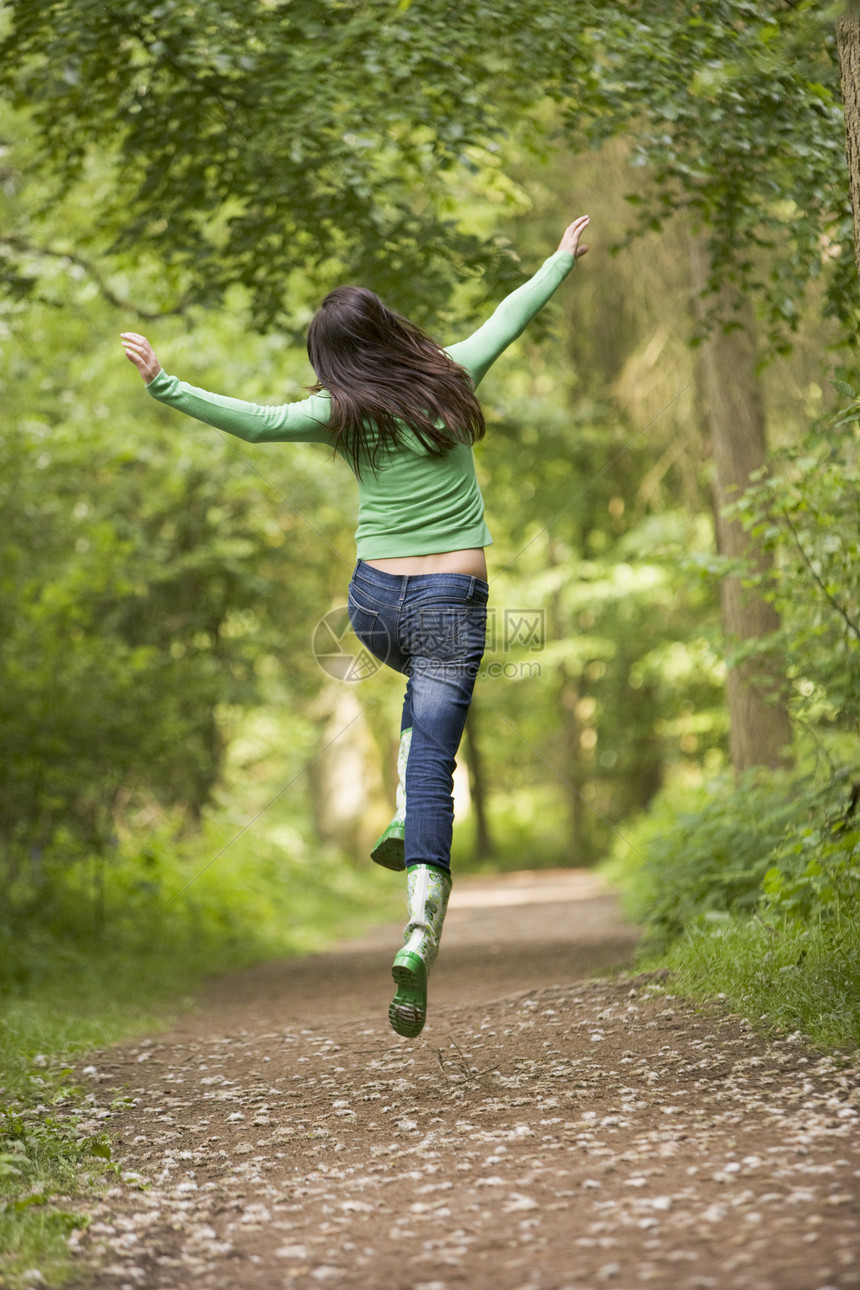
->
[0,0,858,1047]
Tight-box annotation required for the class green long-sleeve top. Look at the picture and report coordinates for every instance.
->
[146,249,575,559]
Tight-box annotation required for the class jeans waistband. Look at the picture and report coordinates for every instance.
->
[352,560,489,602]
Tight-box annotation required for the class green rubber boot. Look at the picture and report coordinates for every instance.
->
[389,864,452,1038]
[371,726,411,871]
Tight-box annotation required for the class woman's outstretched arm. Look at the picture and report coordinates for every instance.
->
[120,331,332,445]
[445,214,590,389]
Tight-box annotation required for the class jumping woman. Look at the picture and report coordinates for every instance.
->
[121,213,590,1038]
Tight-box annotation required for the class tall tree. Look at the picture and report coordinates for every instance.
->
[688,251,791,770]
[561,2,846,773]
[838,1,860,285]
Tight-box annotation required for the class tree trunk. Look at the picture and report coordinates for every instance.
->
[688,241,793,774]
[559,666,586,860]
[307,681,387,860]
[464,702,495,860]
[838,4,860,288]
[546,537,587,856]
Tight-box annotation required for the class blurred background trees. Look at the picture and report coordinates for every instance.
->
[0,0,857,999]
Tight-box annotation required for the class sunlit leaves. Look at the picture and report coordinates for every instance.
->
[562,1,852,343]
[0,0,579,328]
[0,0,852,344]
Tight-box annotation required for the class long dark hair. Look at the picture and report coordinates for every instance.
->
[306,286,485,474]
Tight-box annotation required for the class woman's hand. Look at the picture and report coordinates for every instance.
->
[120,332,162,384]
[558,215,590,260]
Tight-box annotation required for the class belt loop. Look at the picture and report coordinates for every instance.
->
[468,575,476,599]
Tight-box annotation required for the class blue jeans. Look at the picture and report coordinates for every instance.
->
[347,560,489,873]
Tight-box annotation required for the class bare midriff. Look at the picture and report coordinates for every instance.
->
[365,547,487,581]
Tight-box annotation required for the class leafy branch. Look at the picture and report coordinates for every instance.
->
[0,236,189,319]
[780,506,860,644]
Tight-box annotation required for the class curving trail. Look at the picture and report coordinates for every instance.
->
[70,871,860,1290]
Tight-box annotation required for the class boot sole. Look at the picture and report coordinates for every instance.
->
[389,954,427,1038]
[371,830,406,872]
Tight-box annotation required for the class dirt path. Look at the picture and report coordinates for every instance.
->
[69,870,860,1290]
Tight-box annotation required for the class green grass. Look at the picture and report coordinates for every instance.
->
[0,1005,149,1290]
[598,760,860,1053]
[643,912,860,1051]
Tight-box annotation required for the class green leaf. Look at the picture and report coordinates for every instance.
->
[12,1192,48,1211]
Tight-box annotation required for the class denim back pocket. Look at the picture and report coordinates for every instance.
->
[404,602,487,663]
